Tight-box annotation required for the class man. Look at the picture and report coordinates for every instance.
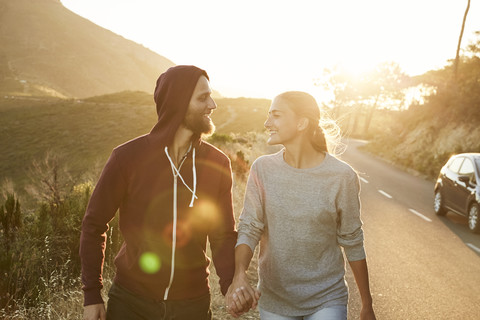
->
[80,65,238,319]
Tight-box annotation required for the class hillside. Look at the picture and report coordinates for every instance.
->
[0,0,174,98]
[361,54,480,179]
[0,93,271,204]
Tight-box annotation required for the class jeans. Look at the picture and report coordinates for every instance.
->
[106,282,212,320]
[259,305,347,320]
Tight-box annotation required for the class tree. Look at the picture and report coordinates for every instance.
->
[467,31,480,56]
[454,0,471,81]
[316,66,367,135]
[25,152,74,227]
[317,62,408,136]
[358,62,409,134]
[318,66,360,109]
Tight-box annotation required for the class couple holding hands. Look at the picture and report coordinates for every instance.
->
[81,65,376,320]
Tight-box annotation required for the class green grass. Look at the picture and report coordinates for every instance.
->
[0,96,155,201]
[0,93,271,206]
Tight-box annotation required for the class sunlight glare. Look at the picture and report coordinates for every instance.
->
[60,0,480,98]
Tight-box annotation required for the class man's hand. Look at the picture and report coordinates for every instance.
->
[83,303,106,320]
[225,273,260,318]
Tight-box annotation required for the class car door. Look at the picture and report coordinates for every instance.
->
[454,158,476,214]
[442,156,464,209]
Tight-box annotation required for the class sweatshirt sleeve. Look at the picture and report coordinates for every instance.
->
[335,170,366,262]
[79,150,127,306]
[208,157,237,296]
[236,162,265,253]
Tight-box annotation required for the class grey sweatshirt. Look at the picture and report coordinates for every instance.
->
[237,150,366,316]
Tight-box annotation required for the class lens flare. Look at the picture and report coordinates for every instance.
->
[162,221,192,248]
[139,252,161,274]
[188,199,221,232]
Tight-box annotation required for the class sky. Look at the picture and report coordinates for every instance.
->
[60,0,480,101]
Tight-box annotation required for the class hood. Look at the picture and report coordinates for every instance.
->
[148,65,209,147]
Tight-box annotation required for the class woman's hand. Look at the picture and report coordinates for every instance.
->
[83,303,106,320]
[225,273,260,318]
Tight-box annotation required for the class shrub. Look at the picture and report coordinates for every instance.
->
[207,132,234,145]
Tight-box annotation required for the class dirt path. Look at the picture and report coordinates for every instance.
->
[215,105,237,131]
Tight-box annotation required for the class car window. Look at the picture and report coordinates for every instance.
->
[459,158,476,185]
[448,157,464,173]
[459,159,474,175]
[475,158,480,181]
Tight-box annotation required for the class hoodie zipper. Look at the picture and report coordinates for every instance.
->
[164,174,178,300]
[163,145,197,300]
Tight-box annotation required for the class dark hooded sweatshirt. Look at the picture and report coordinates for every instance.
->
[80,65,237,306]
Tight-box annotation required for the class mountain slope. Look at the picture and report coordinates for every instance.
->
[0,0,174,98]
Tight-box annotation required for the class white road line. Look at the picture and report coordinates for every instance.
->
[408,209,432,222]
[378,190,392,199]
[359,177,369,184]
[466,243,480,254]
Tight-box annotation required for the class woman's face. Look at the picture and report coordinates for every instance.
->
[264,97,301,145]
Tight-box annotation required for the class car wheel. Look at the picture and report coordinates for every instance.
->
[468,203,480,233]
[434,190,446,216]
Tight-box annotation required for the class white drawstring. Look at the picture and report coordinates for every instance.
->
[190,147,196,207]
[164,146,198,207]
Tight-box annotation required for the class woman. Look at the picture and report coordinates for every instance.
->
[226,91,376,320]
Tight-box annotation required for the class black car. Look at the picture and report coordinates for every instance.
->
[434,153,480,233]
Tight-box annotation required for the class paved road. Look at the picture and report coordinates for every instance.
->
[342,139,480,320]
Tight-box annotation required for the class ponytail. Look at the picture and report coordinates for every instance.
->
[312,125,328,153]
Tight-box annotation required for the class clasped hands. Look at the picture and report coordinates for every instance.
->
[225,273,261,318]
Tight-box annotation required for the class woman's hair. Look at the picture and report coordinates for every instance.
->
[275,91,342,155]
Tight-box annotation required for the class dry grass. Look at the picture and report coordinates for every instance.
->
[208,177,260,320]
[208,132,276,319]
[0,132,273,319]
[0,130,366,319]
[0,268,86,319]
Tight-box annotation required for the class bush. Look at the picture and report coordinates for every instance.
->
[0,180,93,307]
[0,152,101,311]
[207,132,234,145]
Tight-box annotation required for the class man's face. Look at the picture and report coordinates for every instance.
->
[183,75,217,135]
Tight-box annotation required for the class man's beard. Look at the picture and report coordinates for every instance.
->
[183,112,215,136]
